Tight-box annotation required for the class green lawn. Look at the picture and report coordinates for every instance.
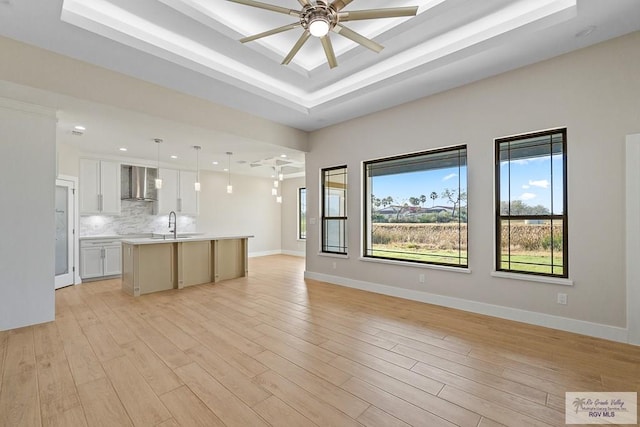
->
[371,245,563,275]
[500,254,564,275]
[370,248,467,266]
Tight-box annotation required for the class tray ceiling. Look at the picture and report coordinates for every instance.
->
[0,0,639,178]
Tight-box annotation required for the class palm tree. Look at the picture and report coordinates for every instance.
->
[572,398,586,414]
[430,191,437,207]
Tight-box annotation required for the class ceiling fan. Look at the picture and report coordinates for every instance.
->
[227,0,418,69]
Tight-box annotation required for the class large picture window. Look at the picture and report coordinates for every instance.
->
[322,166,347,254]
[496,128,567,277]
[298,187,306,240]
[364,146,467,267]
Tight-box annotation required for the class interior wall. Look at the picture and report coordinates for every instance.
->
[197,170,282,256]
[56,142,80,177]
[0,98,56,331]
[0,37,308,152]
[305,31,640,338]
[281,176,306,256]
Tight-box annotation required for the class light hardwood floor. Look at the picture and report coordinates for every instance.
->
[1,255,639,427]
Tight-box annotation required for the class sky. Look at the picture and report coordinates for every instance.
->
[499,154,564,213]
[371,166,466,207]
[369,153,563,212]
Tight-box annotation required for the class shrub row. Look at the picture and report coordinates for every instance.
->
[372,223,563,251]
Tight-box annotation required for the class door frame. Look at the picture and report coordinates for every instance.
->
[56,175,80,286]
[626,134,640,346]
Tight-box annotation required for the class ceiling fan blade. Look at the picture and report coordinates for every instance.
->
[339,6,418,21]
[320,35,338,69]
[333,24,383,53]
[240,23,300,43]
[297,0,311,6]
[227,0,300,17]
[282,30,311,65]
[330,0,354,12]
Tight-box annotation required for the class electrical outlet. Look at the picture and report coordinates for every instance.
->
[419,274,425,283]
[557,293,567,305]
[332,261,337,269]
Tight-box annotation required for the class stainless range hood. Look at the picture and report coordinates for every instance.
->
[121,165,158,201]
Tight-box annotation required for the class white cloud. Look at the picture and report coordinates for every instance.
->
[522,184,530,189]
[528,179,549,188]
[442,173,457,181]
[519,192,537,201]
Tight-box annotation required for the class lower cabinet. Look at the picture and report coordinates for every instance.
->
[80,239,122,280]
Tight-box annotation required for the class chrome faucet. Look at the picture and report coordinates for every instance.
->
[168,211,177,239]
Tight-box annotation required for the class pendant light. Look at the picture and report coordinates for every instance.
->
[193,145,201,192]
[226,152,233,194]
[154,138,163,189]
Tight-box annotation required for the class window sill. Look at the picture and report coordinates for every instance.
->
[360,256,471,273]
[318,252,349,259]
[491,271,573,286]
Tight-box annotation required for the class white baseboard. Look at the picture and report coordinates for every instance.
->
[249,250,282,258]
[249,250,305,258]
[281,250,305,257]
[304,271,632,345]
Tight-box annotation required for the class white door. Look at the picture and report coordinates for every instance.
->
[55,179,75,289]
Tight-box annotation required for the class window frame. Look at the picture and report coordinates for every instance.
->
[362,145,468,268]
[494,128,568,278]
[298,187,306,240]
[321,166,348,255]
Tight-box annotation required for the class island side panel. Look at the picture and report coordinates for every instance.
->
[137,243,176,295]
[122,243,136,296]
[215,238,247,282]
[177,240,212,288]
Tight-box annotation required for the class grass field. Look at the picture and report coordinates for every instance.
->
[370,222,563,273]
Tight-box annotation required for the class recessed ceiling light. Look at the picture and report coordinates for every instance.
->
[170,155,178,159]
[212,161,219,165]
[223,168,229,172]
[280,154,287,158]
[74,125,86,131]
[119,147,127,152]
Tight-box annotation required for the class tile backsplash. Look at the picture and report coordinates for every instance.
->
[80,200,197,236]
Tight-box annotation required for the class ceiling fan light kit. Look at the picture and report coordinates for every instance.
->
[228,0,418,69]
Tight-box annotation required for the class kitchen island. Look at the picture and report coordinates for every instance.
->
[120,235,251,296]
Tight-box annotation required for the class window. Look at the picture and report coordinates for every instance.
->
[321,166,347,254]
[496,128,567,277]
[298,187,306,240]
[364,146,467,267]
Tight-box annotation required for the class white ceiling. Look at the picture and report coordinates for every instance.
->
[0,0,639,176]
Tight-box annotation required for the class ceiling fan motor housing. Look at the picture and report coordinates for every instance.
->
[301,1,337,37]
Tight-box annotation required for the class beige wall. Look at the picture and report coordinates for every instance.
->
[196,170,282,256]
[281,176,306,256]
[305,31,640,335]
[0,99,56,330]
[0,36,308,152]
[56,142,80,177]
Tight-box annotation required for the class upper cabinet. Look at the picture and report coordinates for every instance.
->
[157,168,198,215]
[79,159,121,215]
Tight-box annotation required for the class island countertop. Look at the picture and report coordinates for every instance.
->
[121,234,254,245]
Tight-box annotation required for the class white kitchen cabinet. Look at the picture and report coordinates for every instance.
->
[80,239,122,280]
[157,168,198,215]
[79,159,121,214]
